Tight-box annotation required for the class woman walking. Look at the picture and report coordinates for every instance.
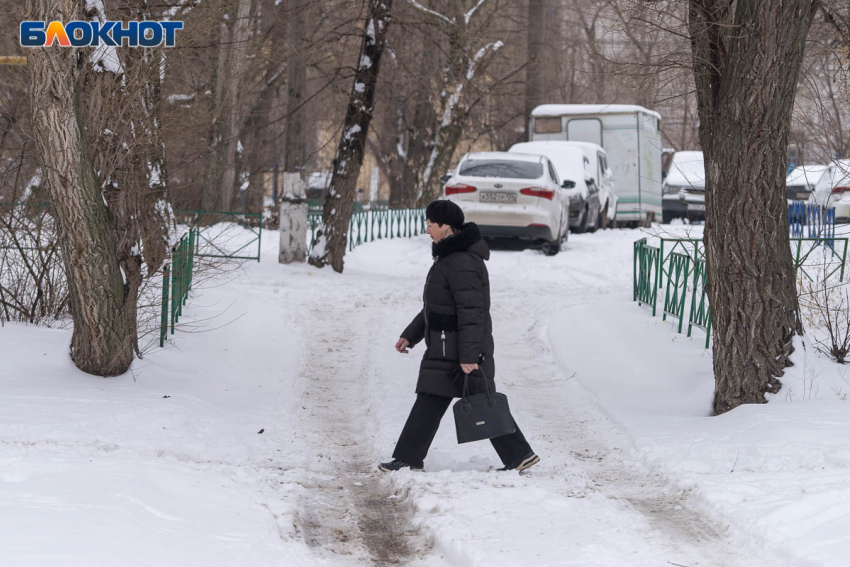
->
[379,200,539,473]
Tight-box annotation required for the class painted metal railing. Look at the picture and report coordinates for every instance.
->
[788,201,836,240]
[687,258,712,348]
[792,237,848,281]
[159,228,197,347]
[659,238,704,288]
[634,237,711,348]
[308,207,426,254]
[662,252,691,333]
[633,238,661,315]
[635,232,850,349]
[175,210,262,262]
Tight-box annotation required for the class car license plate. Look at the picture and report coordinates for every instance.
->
[688,203,705,211]
[480,191,516,204]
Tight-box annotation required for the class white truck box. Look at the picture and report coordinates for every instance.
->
[529,104,662,225]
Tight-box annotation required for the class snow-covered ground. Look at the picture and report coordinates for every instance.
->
[2,222,849,566]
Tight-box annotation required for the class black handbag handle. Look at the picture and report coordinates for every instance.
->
[461,363,494,402]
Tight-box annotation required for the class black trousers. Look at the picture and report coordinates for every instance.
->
[392,392,534,468]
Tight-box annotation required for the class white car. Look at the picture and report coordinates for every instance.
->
[509,140,616,232]
[809,159,850,222]
[444,151,570,255]
[787,165,828,203]
[662,151,705,223]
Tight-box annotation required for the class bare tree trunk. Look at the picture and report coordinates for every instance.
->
[395,44,438,207]
[202,20,229,213]
[524,0,545,140]
[688,0,817,414]
[308,0,393,272]
[26,0,133,376]
[201,0,254,213]
[220,0,254,211]
[285,0,308,176]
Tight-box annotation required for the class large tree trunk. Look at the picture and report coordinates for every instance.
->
[524,0,546,141]
[688,0,817,414]
[308,0,393,273]
[284,0,308,175]
[26,0,133,375]
[81,0,175,356]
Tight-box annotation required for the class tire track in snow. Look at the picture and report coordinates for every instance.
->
[494,284,783,567]
[292,287,431,566]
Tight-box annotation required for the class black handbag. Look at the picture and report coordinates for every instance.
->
[452,366,516,444]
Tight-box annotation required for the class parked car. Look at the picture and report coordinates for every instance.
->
[662,151,705,223]
[509,140,616,232]
[443,151,570,255]
[809,159,850,222]
[786,165,828,203]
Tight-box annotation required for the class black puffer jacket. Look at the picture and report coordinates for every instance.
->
[400,222,496,398]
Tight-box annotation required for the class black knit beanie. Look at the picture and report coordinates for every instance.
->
[426,200,465,230]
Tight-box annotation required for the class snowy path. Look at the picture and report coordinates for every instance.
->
[283,232,786,567]
[290,288,428,565]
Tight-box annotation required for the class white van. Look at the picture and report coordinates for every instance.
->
[529,104,662,227]
[509,140,616,231]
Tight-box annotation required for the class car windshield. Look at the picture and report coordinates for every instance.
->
[459,159,543,179]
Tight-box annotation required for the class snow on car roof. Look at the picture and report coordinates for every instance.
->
[786,165,827,186]
[671,151,703,163]
[463,151,543,163]
[666,151,705,188]
[511,140,603,153]
[531,104,661,121]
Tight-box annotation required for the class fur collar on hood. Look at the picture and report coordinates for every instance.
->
[432,222,489,260]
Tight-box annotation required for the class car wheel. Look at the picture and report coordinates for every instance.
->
[587,206,598,233]
[541,240,560,256]
[573,207,588,234]
[598,202,609,230]
[542,220,567,256]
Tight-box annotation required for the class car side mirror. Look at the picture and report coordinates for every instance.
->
[562,180,576,189]
[586,177,595,186]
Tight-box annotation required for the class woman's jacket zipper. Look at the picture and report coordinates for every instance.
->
[441,330,446,357]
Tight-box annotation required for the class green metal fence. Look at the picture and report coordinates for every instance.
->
[159,228,197,347]
[792,237,848,281]
[176,210,262,262]
[635,234,850,349]
[688,257,712,348]
[634,237,711,347]
[308,207,426,254]
[662,252,691,333]
[658,238,704,288]
[657,236,848,289]
[633,238,661,315]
